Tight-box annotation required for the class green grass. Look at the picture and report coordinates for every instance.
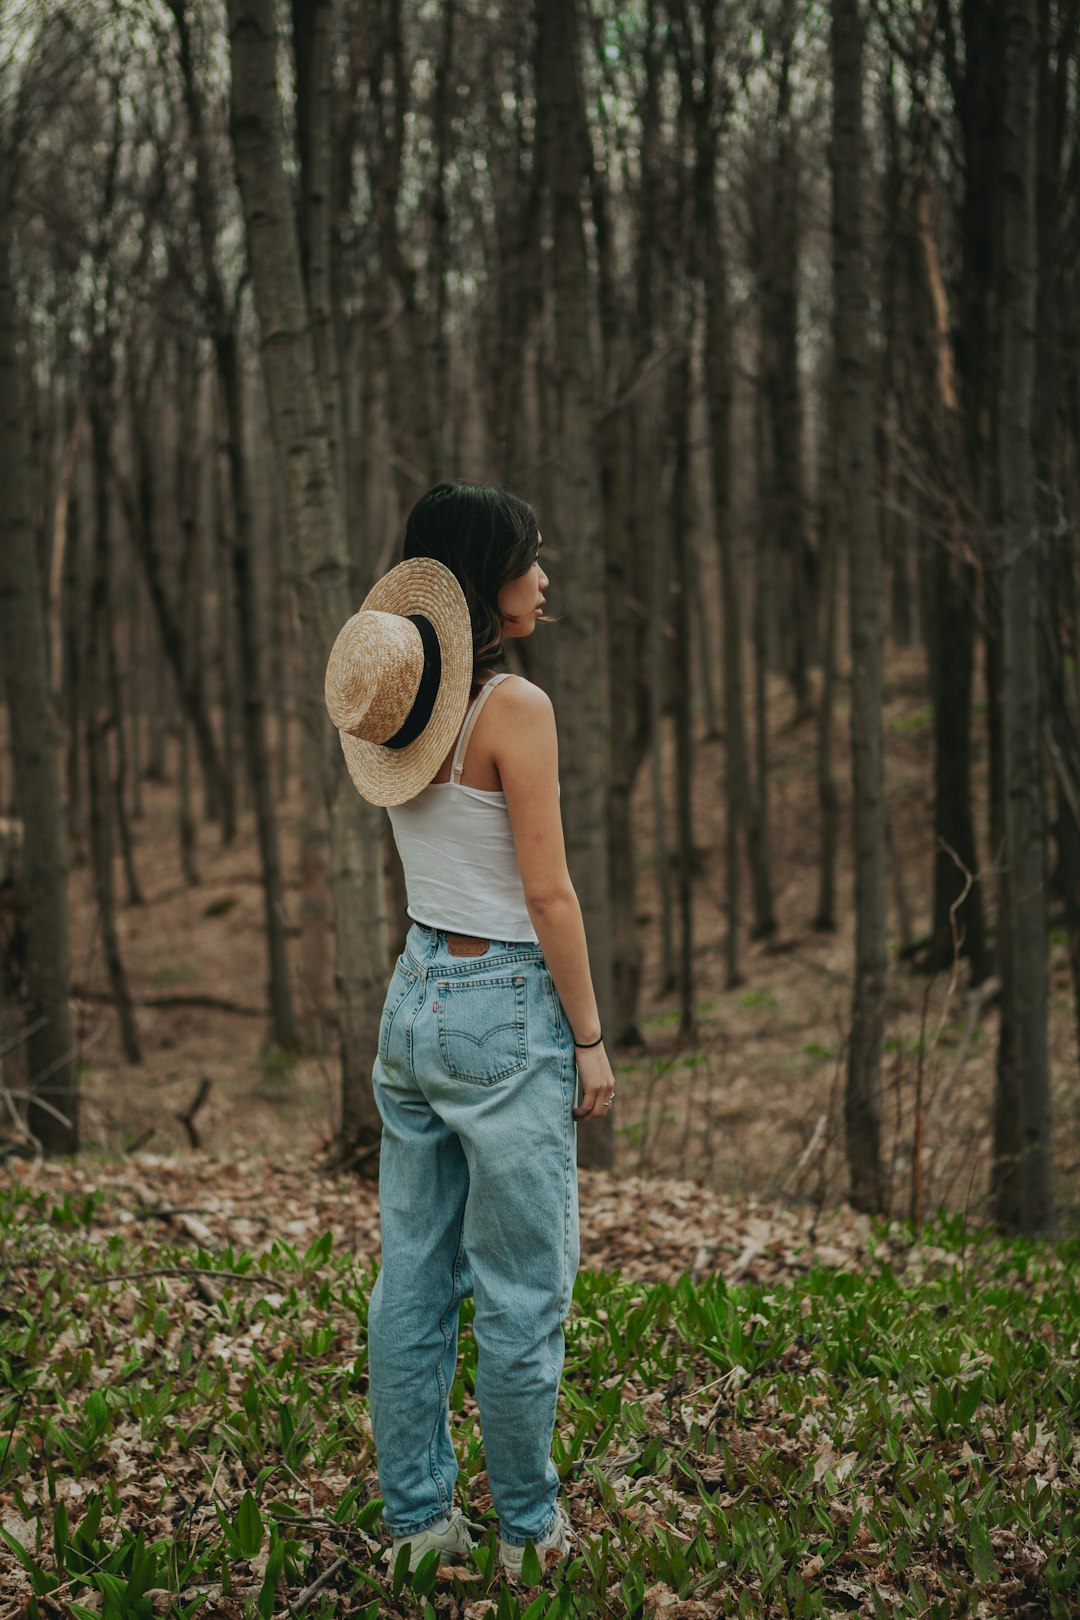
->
[887,705,933,734]
[1,1181,1077,1617]
[739,989,779,1013]
[152,965,201,988]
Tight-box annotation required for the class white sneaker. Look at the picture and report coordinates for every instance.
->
[385,1506,479,1572]
[499,1503,573,1582]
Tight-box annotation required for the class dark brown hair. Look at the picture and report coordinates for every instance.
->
[402,482,542,693]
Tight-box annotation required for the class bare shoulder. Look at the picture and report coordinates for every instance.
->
[488,672,554,725]
[488,670,557,741]
[487,674,558,783]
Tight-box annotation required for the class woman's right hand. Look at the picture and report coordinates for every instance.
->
[572,1042,617,1121]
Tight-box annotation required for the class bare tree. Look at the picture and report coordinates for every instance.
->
[535,0,615,1166]
[0,126,77,1149]
[831,0,885,1213]
[993,0,1050,1233]
[226,0,385,1164]
[169,0,298,1053]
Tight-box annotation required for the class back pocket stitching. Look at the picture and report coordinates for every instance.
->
[436,978,527,1085]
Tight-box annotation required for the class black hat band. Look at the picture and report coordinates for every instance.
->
[381,614,443,749]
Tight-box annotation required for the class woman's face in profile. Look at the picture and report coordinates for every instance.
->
[497,533,549,637]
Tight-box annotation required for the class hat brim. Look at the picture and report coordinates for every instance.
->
[336,557,474,807]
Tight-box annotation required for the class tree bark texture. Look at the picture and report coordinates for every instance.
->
[124,370,235,844]
[87,341,141,1066]
[831,0,886,1215]
[227,0,386,1161]
[908,108,988,981]
[994,0,1050,1234]
[535,0,614,1167]
[814,346,840,933]
[172,0,298,1048]
[666,335,696,1041]
[766,0,814,715]
[0,205,78,1153]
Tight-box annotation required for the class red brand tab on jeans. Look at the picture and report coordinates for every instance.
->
[432,1001,438,1012]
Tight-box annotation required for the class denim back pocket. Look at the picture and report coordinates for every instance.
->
[435,975,528,1085]
[378,959,417,1062]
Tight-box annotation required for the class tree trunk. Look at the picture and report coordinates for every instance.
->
[0,205,78,1153]
[814,348,840,933]
[174,333,201,887]
[61,470,85,868]
[994,0,1050,1234]
[769,0,813,715]
[123,373,234,842]
[675,0,774,963]
[649,484,675,998]
[831,0,885,1215]
[906,41,990,972]
[535,0,614,1167]
[87,343,141,1065]
[227,0,386,1164]
[221,337,299,1052]
[666,335,696,1041]
[106,511,142,908]
[292,0,346,517]
[601,396,647,1049]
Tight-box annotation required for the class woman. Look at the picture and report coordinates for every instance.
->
[324,482,617,1583]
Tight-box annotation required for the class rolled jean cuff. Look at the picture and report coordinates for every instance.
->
[500,1505,560,1548]
[384,1505,455,1538]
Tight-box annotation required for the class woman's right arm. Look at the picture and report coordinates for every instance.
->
[496,680,616,1122]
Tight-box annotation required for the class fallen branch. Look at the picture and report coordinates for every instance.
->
[88,1266,287,1289]
[70,983,267,1018]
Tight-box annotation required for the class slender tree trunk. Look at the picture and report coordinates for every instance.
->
[751,381,774,936]
[124,376,234,841]
[1037,0,1080,1116]
[127,558,143,821]
[227,0,385,1163]
[87,344,141,1064]
[701,136,769,978]
[0,205,78,1153]
[994,0,1049,1233]
[910,152,988,981]
[62,471,85,867]
[666,334,696,1041]
[692,534,718,740]
[770,0,813,715]
[221,339,299,1051]
[602,395,647,1048]
[831,0,885,1214]
[292,0,346,517]
[701,137,740,995]
[427,0,455,462]
[105,533,142,908]
[175,336,201,886]
[814,350,841,933]
[177,718,197,885]
[589,95,648,1051]
[535,0,615,1166]
[649,534,675,997]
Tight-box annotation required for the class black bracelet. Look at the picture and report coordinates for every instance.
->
[573,1031,603,1049]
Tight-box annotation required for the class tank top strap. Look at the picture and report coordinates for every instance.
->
[451,672,514,784]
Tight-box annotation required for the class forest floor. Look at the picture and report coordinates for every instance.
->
[3,645,1079,1618]
[37,641,1078,1238]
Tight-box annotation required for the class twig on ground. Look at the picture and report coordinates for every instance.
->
[87,1265,287,1289]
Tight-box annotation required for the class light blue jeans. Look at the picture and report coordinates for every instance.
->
[367,920,580,1546]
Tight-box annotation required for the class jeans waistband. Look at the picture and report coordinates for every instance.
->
[404,919,545,973]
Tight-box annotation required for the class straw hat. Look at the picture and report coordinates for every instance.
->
[324,557,475,807]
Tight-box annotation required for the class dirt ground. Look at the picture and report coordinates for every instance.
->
[46,645,1080,1236]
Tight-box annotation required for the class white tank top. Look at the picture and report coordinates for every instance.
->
[385,672,559,943]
